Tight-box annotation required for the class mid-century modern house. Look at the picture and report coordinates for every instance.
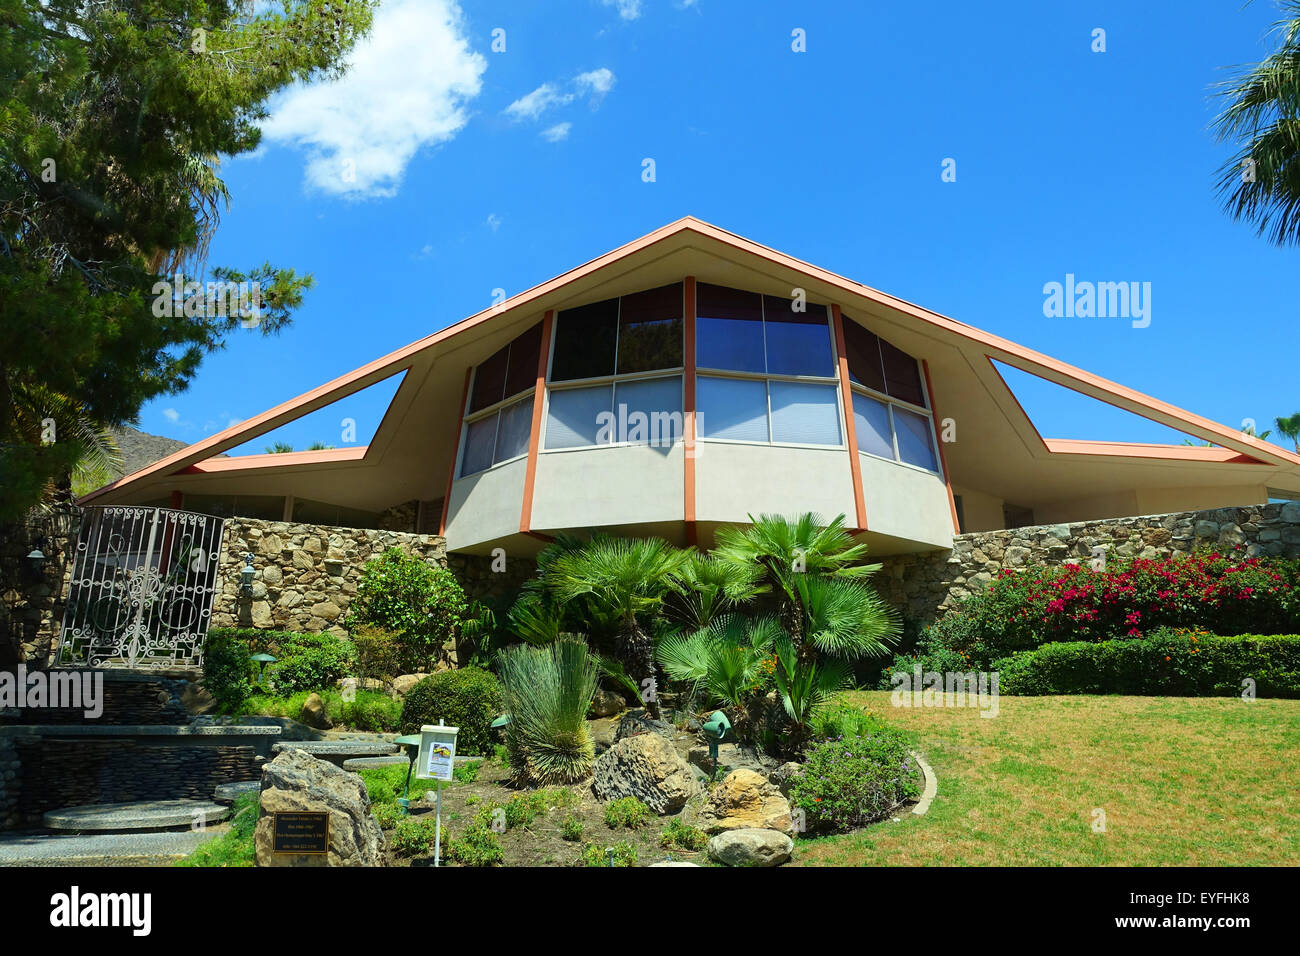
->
[82,218,1300,560]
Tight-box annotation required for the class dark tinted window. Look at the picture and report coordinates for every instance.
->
[550,298,619,381]
[617,283,683,373]
[842,318,886,393]
[880,338,926,406]
[763,297,833,376]
[468,344,508,413]
[504,323,543,397]
[696,283,764,372]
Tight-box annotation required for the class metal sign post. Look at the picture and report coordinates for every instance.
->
[414,721,459,867]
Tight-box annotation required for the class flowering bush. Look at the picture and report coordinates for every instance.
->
[788,727,921,833]
[994,628,1300,698]
[913,552,1300,666]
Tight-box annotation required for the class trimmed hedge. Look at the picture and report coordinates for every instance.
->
[994,630,1300,698]
[206,628,356,695]
[399,667,502,756]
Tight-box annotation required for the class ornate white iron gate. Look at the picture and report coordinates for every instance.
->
[58,506,227,669]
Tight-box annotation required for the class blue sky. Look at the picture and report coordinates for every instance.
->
[146,0,1299,454]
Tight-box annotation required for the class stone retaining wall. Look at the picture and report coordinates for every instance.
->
[876,501,1300,624]
[212,518,447,635]
[0,735,19,829]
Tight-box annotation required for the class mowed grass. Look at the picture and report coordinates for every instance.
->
[793,691,1300,867]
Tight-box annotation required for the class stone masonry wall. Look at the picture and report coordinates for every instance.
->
[876,501,1300,625]
[212,518,447,635]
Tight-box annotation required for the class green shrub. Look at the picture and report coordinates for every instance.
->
[498,637,598,784]
[603,797,651,829]
[390,816,438,857]
[371,802,401,830]
[266,631,356,695]
[659,818,707,851]
[447,821,503,866]
[453,760,481,783]
[345,547,468,672]
[399,667,502,756]
[560,815,584,841]
[995,630,1300,698]
[358,763,436,806]
[811,702,892,740]
[580,841,637,867]
[350,625,405,681]
[789,727,921,833]
[202,633,253,711]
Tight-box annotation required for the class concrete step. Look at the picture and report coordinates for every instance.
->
[0,830,213,866]
[213,781,261,805]
[43,799,229,833]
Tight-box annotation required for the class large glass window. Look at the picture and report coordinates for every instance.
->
[542,285,685,451]
[842,313,940,472]
[459,323,545,477]
[697,376,769,442]
[695,283,840,447]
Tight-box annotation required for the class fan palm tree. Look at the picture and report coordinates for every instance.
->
[1212,2,1300,246]
[1275,412,1300,453]
[661,551,762,631]
[547,537,690,717]
[7,383,123,507]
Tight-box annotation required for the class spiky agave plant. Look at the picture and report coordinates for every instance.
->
[497,637,599,785]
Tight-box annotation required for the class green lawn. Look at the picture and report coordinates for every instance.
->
[794,691,1300,866]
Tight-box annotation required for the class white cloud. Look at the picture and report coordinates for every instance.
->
[162,408,180,423]
[603,0,642,20]
[486,213,503,230]
[504,84,573,122]
[261,0,486,199]
[574,68,615,99]
[540,123,572,143]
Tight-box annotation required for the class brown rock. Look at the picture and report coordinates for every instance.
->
[695,768,793,834]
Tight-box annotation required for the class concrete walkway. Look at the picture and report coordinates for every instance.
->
[0,829,215,866]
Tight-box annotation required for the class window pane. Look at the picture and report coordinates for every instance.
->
[843,318,886,393]
[697,376,768,442]
[617,284,683,374]
[544,384,613,449]
[696,283,764,372]
[550,298,618,381]
[881,338,926,406]
[494,396,534,463]
[461,414,498,476]
[764,298,834,377]
[894,406,938,470]
[769,381,841,445]
[468,345,507,413]
[852,392,894,459]
[504,323,542,398]
[614,376,683,445]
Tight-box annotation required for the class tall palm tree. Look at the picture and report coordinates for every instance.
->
[1276,412,1300,452]
[1212,2,1300,246]
[8,383,123,507]
[547,537,690,717]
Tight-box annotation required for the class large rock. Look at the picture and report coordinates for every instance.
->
[708,828,793,867]
[300,693,333,730]
[589,688,627,718]
[254,749,386,867]
[768,762,802,797]
[694,768,793,834]
[391,674,427,697]
[614,709,676,742]
[687,742,770,778]
[592,732,699,814]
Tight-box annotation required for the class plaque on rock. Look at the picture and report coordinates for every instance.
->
[272,811,330,855]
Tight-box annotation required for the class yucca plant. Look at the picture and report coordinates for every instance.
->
[497,637,599,785]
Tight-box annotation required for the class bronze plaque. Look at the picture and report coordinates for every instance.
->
[272,811,330,855]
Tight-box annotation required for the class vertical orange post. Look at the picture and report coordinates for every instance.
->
[683,277,697,547]
[439,368,473,537]
[519,310,555,534]
[832,305,868,532]
[922,358,961,534]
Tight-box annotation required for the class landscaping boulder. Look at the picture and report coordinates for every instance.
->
[593,732,699,814]
[708,828,792,867]
[694,768,793,834]
[299,693,333,730]
[687,742,769,778]
[614,708,676,742]
[590,688,628,718]
[768,762,803,797]
[254,749,386,867]
[391,674,427,697]
[588,718,619,755]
